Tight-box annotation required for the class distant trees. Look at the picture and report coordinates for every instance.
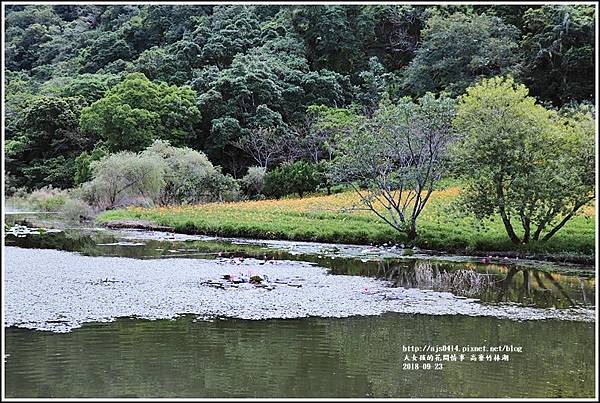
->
[79,73,200,151]
[80,31,133,73]
[201,5,262,68]
[304,105,361,163]
[334,93,457,240]
[234,127,302,169]
[452,76,595,244]
[372,5,430,71]
[57,73,121,105]
[6,96,87,189]
[519,5,595,106]
[73,145,108,185]
[4,6,62,71]
[402,12,519,96]
[190,48,352,171]
[3,3,596,196]
[285,5,377,74]
[354,57,391,115]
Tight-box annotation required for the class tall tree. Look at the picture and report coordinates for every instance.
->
[6,96,86,189]
[452,76,595,243]
[519,5,595,106]
[286,5,377,73]
[335,93,457,240]
[79,73,200,151]
[402,12,519,96]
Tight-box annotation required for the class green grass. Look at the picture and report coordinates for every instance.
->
[96,187,596,257]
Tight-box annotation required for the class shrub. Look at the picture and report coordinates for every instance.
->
[141,140,239,205]
[5,185,94,223]
[240,166,266,197]
[262,168,287,199]
[83,151,165,209]
[263,161,322,198]
[25,186,68,211]
[204,169,241,202]
[60,198,94,222]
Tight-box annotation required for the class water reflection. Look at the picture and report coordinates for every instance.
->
[348,260,595,309]
[4,314,595,398]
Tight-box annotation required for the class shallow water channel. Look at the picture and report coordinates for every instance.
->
[3,222,597,398]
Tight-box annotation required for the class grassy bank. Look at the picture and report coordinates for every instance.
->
[96,187,596,257]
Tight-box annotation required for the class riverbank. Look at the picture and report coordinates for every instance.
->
[95,188,596,262]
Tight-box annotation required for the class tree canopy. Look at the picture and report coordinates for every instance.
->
[4,4,595,192]
[452,76,595,244]
[79,73,200,151]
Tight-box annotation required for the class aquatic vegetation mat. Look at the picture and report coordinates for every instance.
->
[5,247,594,333]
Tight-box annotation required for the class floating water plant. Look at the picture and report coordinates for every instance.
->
[4,224,62,238]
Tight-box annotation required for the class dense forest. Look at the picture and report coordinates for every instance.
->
[4,3,596,193]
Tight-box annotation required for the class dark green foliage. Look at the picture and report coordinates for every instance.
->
[3,4,595,191]
[190,49,352,171]
[59,73,121,105]
[201,6,262,68]
[262,168,287,199]
[20,156,77,190]
[371,5,431,71]
[122,5,211,53]
[7,96,87,189]
[285,5,395,75]
[519,5,595,106]
[74,146,109,185]
[402,12,520,96]
[81,31,133,73]
[263,161,322,198]
[354,56,390,114]
[4,6,62,71]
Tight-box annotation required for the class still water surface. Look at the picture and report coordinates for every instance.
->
[5,314,594,398]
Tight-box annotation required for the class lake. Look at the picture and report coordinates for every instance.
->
[3,222,596,398]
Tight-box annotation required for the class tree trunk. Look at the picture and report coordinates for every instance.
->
[541,212,573,241]
[406,221,417,242]
[496,180,521,244]
[542,199,591,241]
[520,214,531,244]
[532,222,546,241]
[499,210,521,244]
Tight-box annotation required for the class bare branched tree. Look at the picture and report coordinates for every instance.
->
[334,93,457,241]
[233,127,301,169]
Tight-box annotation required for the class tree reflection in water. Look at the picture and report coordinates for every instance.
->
[375,260,593,309]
